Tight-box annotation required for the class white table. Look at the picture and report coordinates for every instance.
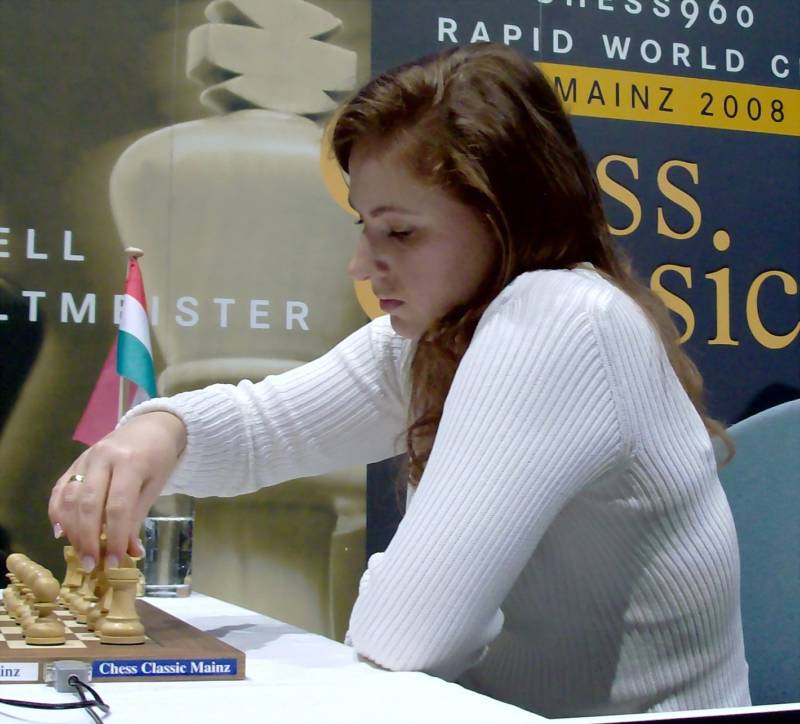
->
[2,594,795,723]
[0,593,541,723]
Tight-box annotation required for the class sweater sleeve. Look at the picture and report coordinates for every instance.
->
[346,272,630,680]
[122,316,410,497]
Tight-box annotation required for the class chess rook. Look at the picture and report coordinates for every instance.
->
[98,567,145,645]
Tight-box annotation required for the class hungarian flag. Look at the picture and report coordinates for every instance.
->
[73,256,157,445]
[116,257,157,399]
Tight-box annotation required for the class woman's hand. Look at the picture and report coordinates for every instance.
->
[48,411,187,572]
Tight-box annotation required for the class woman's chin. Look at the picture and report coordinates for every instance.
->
[388,314,422,340]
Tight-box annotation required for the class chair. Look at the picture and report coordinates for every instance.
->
[718,399,800,705]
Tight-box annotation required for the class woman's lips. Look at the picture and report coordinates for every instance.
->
[379,299,403,312]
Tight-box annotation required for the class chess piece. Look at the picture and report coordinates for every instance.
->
[109,0,369,634]
[5,552,28,576]
[87,568,111,632]
[5,578,22,622]
[19,561,44,631]
[7,555,35,627]
[3,553,28,618]
[25,572,66,645]
[110,0,363,400]
[3,581,15,612]
[99,567,145,644]
[3,569,21,619]
[72,564,96,623]
[89,548,137,631]
[19,597,36,631]
[60,546,83,606]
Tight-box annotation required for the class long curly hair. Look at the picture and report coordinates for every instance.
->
[332,43,732,487]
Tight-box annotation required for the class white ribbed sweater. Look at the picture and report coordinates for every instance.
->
[133,269,750,717]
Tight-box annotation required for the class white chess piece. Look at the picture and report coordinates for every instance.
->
[98,567,145,645]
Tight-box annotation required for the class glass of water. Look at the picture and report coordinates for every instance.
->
[142,495,194,597]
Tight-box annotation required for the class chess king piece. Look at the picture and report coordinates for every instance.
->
[107,0,369,635]
[109,0,364,395]
[98,567,145,644]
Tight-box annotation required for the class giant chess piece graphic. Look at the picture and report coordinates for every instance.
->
[110,0,365,395]
[107,0,369,638]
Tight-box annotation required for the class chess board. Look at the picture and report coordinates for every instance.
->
[0,599,245,684]
[0,605,99,650]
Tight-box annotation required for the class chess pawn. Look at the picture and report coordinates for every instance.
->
[6,552,29,570]
[16,560,40,631]
[5,552,28,581]
[99,568,145,645]
[6,552,30,591]
[3,573,19,618]
[18,585,37,631]
[16,558,36,589]
[25,574,66,646]
[7,555,33,624]
[7,573,27,623]
[5,556,25,624]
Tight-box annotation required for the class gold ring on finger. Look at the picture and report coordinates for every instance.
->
[68,473,86,483]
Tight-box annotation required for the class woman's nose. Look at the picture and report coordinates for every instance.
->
[348,235,386,280]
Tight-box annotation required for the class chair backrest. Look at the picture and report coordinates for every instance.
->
[718,399,800,706]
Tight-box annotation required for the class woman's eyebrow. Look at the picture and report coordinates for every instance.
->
[348,198,417,217]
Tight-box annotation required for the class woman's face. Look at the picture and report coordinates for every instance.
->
[347,143,496,339]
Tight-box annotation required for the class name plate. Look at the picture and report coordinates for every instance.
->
[0,662,39,682]
[92,657,238,679]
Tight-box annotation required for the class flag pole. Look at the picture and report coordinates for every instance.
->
[118,246,144,421]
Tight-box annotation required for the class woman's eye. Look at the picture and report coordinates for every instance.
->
[388,229,413,239]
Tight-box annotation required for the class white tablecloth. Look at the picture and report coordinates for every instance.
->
[0,593,540,723]
[2,594,795,723]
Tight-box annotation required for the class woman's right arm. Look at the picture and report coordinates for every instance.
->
[49,316,409,572]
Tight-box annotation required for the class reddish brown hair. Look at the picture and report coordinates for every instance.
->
[333,43,731,486]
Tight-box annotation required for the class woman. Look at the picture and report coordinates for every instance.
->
[50,44,750,716]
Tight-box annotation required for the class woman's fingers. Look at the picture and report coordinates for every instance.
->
[103,462,151,566]
[73,453,116,571]
[49,450,90,534]
[48,411,186,570]
[127,531,146,560]
[51,466,95,554]
[50,440,144,571]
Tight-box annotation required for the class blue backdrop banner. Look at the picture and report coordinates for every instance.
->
[372,0,800,425]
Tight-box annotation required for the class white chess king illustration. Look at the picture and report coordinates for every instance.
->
[108,0,369,638]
